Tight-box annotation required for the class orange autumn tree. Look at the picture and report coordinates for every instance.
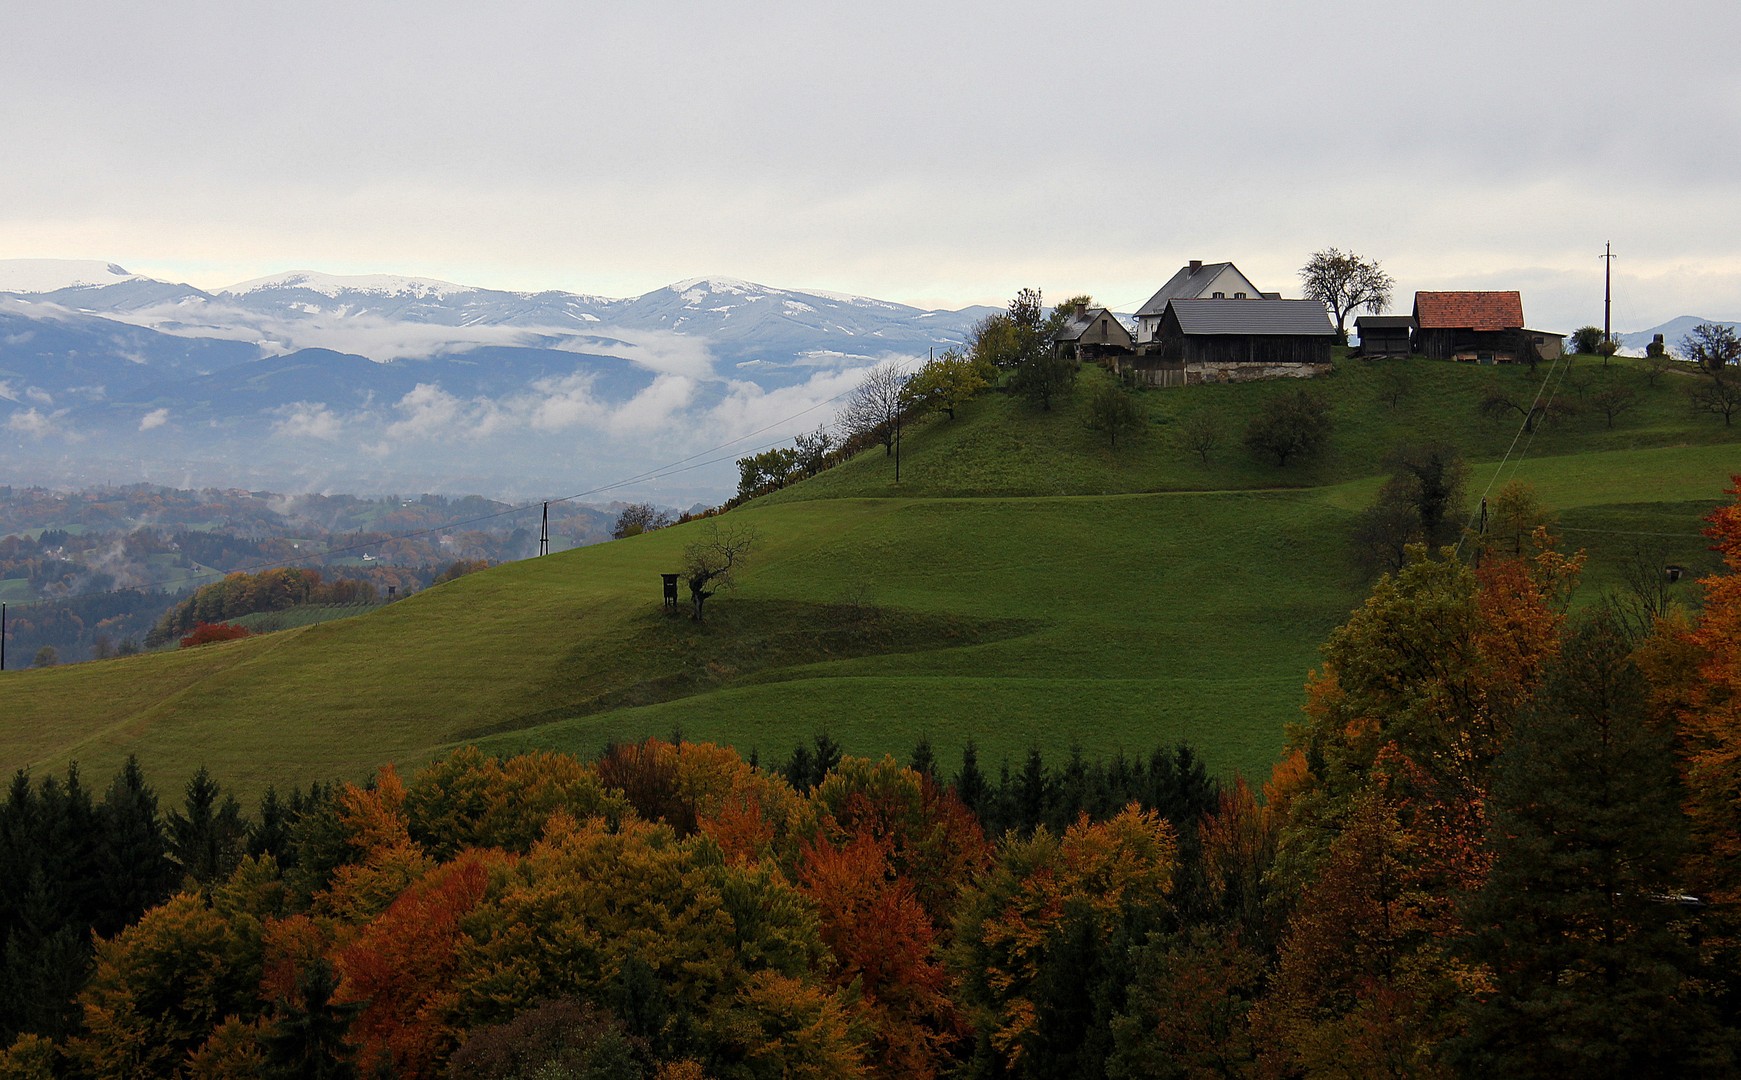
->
[951,804,1176,1075]
[334,850,506,1077]
[801,756,989,927]
[315,765,435,925]
[1255,787,1457,1079]
[791,756,985,1077]
[1676,477,1741,906]
[796,830,958,1078]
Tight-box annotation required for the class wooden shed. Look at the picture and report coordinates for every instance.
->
[1051,307,1134,362]
[1154,298,1336,366]
[1354,315,1414,357]
[1413,291,1526,361]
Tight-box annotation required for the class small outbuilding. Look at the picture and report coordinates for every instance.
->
[1051,307,1134,362]
[1413,291,1526,361]
[1354,315,1414,357]
[1523,328,1565,362]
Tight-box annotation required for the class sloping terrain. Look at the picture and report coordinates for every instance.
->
[2,355,1735,798]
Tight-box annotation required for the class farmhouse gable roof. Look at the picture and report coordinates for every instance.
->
[1051,307,1127,342]
[1137,262,1259,315]
[1413,291,1525,331]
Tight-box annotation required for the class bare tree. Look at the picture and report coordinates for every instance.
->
[1376,364,1410,408]
[841,362,908,456]
[1300,249,1394,343]
[682,521,757,622]
[1178,409,1222,464]
[1479,385,1573,433]
[1643,354,1673,388]
[1613,539,1676,638]
[1690,374,1741,426]
[1679,323,1741,373]
[1590,382,1639,428]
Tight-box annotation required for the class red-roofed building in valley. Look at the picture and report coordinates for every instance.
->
[1412,290,1527,361]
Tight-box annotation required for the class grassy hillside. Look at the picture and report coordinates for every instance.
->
[2,353,1735,799]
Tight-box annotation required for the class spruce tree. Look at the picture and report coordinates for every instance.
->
[167,765,247,886]
[953,740,987,820]
[907,736,937,781]
[1450,611,1727,1074]
[93,756,175,937]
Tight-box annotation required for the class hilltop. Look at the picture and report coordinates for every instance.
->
[2,353,1737,798]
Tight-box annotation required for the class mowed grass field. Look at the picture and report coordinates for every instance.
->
[2,354,1735,799]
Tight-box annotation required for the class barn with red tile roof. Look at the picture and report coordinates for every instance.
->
[1412,290,1526,360]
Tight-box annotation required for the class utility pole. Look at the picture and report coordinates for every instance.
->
[1602,241,1617,349]
[539,502,549,556]
[1,602,6,671]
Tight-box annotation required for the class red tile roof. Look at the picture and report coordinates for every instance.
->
[1413,291,1524,331]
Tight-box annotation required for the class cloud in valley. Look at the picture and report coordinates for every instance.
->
[6,407,72,440]
[271,401,344,440]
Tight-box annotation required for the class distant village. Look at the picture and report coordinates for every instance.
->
[1050,259,1563,386]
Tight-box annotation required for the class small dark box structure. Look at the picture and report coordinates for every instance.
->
[1354,315,1414,357]
[661,573,680,609]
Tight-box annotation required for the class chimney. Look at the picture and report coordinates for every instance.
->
[1188,260,1203,272]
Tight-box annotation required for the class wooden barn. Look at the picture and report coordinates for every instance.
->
[1413,291,1526,361]
[1050,307,1134,362]
[1354,314,1414,357]
[1153,298,1336,365]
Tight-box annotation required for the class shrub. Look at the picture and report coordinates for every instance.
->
[180,623,252,649]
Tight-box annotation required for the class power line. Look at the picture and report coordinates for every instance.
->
[1455,353,1569,556]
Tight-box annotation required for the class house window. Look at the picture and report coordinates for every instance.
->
[1235,292,1247,299]
[1212,291,1225,299]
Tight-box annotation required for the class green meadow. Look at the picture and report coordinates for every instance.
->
[2,353,1735,799]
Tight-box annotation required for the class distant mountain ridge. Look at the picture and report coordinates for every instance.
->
[1615,315,1741,357]
[0,259,993,500]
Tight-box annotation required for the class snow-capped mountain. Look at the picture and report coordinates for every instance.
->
[0,259,991,500]
[0,259,143,294]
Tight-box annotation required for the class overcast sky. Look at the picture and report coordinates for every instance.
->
[3,0,1737,333]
